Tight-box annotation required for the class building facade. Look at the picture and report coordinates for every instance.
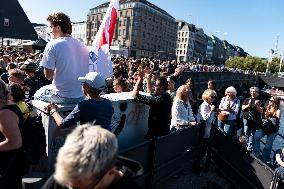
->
[175,20,195,62]
[72,21,87,44]
[223,40,235,60]
[34,24,50,42]
[193,28,207,63]
[86,0,177,59]
[205,34,213,63]
[211,35,227,65]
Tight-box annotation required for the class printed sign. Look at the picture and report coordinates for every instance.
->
[4,18,9,27]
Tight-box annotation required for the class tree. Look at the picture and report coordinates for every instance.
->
[225,56,281,73]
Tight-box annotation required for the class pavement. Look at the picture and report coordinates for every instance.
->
[155,162,233,189]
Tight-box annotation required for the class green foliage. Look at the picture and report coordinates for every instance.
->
[225,56,282,73]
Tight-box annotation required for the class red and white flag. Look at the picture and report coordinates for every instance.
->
[89,0,119,78]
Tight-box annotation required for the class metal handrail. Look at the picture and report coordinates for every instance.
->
[260,132,284,166]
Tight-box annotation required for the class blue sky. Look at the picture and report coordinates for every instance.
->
[19,0,284,58]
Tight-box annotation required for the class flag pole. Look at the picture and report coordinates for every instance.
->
[265,61,269,76]
[266,49,274,76]
[279,52,283,74]
[278,55,282,74]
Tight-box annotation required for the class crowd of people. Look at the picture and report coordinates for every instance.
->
[0,11,283,189]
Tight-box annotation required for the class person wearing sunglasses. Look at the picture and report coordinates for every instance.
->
[42,124,142,189]
[193,89,217,173]
[253,96,280,164]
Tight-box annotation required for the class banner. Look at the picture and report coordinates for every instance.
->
[89,0,119,78]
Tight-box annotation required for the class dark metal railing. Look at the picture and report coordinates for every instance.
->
[260,133,284,166]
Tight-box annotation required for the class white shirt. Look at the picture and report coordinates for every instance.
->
[218,97,240,120]
[41,37,89,98]
[170,99,195,129]
[197,101,215,138]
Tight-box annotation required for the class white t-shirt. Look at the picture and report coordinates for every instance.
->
[41,37,89,98]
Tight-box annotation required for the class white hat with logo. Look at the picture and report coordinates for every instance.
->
[78,72,106,90]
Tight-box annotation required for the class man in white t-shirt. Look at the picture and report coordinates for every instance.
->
[34,12,89,104]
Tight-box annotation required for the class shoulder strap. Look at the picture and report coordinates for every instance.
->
[0,105,24,129]
[1,105,23,118]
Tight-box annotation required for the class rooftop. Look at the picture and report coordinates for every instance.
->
[90,0,174,18]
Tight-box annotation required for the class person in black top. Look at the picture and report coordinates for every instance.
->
[20,60,43,101]
[0,62,17,83]
[242,86,264,152]
[42,124,142,189]
[0,79,28,189]
[132,71,172,140]
[270,148,284,189]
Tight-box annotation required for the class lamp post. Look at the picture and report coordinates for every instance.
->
[279,52,283,74]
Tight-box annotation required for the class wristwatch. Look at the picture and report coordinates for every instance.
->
[50,109,57,115]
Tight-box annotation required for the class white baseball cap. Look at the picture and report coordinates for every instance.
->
[78,72,106,90]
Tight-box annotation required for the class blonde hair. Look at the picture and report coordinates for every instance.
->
[175,85,189,102]
[202,89,217,101]
[54,124,118,185]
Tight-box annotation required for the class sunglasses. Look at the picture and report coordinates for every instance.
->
[210,96,216,98]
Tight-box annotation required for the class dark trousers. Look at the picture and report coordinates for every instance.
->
[193,138,211,173]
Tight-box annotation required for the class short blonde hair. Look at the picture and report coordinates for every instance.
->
[54,124,118,185]
[225,86,237,97]
[175,85,189,101]
[202,89,217,101]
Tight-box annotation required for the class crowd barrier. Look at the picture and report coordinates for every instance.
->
[31,94,149,173]
[119,126,200,189]
[22,123,284,189]
[211,128,284,189]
